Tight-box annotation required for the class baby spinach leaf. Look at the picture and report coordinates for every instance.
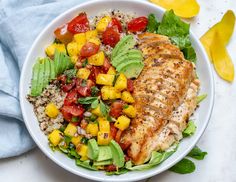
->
[147,14,159,33]
[187,146,208,160]
[183,121,196,137]
[169,158,195,174]
[100,100,109,116]
[91,86,100,96]
[91,99,99,109]
[78,97,98,105]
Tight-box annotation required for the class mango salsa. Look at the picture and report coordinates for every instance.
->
[101,86,121,100]
[45,43,66,57]
[121,91,135,103]
[114,73,127,91]
[97,131,111,145]
[77,144,88,161]
[96,74,115,86]
[48,129,62,146]
[88,51,105,66]
[77,68,91,80]
[114,115,130,131]
[64,123,77,137]
[123,105,136,118]
[98,117,110,133]
[96,16,112,32]
[71,135,82,146]
[86,123,99,136]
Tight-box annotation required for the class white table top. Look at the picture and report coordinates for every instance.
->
[1,0,236,181]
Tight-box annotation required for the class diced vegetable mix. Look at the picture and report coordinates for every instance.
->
[29,10,204,175]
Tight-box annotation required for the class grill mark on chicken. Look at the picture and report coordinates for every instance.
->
[121,32,199,165]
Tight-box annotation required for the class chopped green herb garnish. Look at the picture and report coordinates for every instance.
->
[100,100,109,117]
[78,97,98,105]
[123,104,129,109]
[82,59,88,67]
[71,116,79,122]
[91,99,99,109]
[64,69,77,79]
[81,137,89,144]
[89,114,98,122]
[91,86,100,96]
[81,79,87,87]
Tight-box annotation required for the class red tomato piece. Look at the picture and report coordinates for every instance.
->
[108,18,122,32]
[77,86,90,97]
[102,57,111,73]
[127,16,148,32]
[110,123,118,139]
[61,105,84,120]
[67,12,90,34]
[88,66,104,82]
[105,164,117,172]
[54,24,73,44]
[109,101,124,118]
[102,27,120,47]
[61,78,76,92]
[64,89,78,106]
[127,79,134,93]
[80,42,100,58]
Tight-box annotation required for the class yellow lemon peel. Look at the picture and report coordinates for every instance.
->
[210,32,234,82]
[200,10,235,61]
[149,0,200,18]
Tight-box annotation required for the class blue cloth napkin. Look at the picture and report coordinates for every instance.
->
[0,0,86,158]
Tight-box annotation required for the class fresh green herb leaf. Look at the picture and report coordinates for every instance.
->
[59,125,66,132]
[169,158,195,174]
[100,100,109,117]
[68,148,80,159]
[107,115,113,122]
[81,79,87,87]
[91,86,100,96]
[106,168,129,175]
[81,137,89,144]
[182,46,197,63]
[64,135,72,146]
[126,144,178,171]
[197,94,207,104]
[89,114,98,122]
[91,99,99,109]
[147,13,159,33]
[58,145,69,153]
[75,159,98,171]
[49,143,57,152]
[78,97,98,105]
[82,59,88,67]
[187,146,208,160]
[183,121,196,137]
[64,69,77,79]
[123,104,129,109]
[71,116,79,122]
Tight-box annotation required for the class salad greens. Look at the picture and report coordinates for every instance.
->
[147,14,159,33]
[187,146,208,160]
[169,158,196,174]
[197,94,208,104]
[183,121,197,137]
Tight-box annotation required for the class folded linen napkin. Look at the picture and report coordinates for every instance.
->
[0,0,86,158]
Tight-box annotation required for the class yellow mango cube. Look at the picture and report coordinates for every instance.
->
[88,51,105,66]
[45,103,59,118]
[88,37,101,46]
[98,117,110,132]
[77,68,91,80]
[107,67,116,75]
[45,43,66,57]
[64,123,77,137]
[96,16,112,32]
[123,105,136,118]
[77,144,88,161]
[48,129,62,146]
[101,86,121,100]
[74,33,86,44]
[67,42,79,56]
[121,91,135,103]
[86,123,99,136]
[96,74,115,86]
[70,55,78,64]
[85,30,98,40]
[71,135,82,146]
[114,115,131,131]
[97,131,111,145]
[91,104,103,117]
[114,73,127,91]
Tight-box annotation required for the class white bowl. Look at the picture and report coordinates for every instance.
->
[19,0,214,181]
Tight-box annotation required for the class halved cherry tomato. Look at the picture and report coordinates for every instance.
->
[67,12,90,34]
[77,79,95,96]
[105,164,117,172]
[127,16,148,32]
[127,79,134,93]
[108,18,122,32]
[88,66,104,81]
[80,42,100,58]
[64,89,78,106]
[109,101,124,118]
[110,123,118,139]
[102,57,112,73]
[102,27,120,47]
[54,24,73,44]
[61,78,76,92]
[61,105,84,119]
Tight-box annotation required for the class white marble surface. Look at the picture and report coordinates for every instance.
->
[1,0,236,181]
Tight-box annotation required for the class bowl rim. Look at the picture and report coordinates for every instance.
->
[19,0,215,181]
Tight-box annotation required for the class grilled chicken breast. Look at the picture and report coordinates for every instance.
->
[121,33,200,165]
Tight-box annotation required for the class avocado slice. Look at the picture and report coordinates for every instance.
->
[36,60,45,95]
[109,140,125,168]
[119,61,144,79]
[43,58,51,89]
[49,59,56,80]
[93,159,113,166]
[96,146,112,162]
[87,139,99,160]
[30,62,40,96]
[112,49,143,67]
[111,35,136,60]
[116,59,142,72]
[54,50,60,75]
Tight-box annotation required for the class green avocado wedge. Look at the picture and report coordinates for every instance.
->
[49,59,56,80]
[87,139,99,160]
[109,140,125,168]
[119,61,144,79]
[97,146,112,162]
[36,60,45,95]
[111,35,136,60]
[43,58,51,89]
[30,62,40,96]
[112,49,143,67]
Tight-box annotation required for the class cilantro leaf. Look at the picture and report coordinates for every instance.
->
[100,100,109,117]
[78,97,98,105]
[91,99,99,109]
[91,86,100,96]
